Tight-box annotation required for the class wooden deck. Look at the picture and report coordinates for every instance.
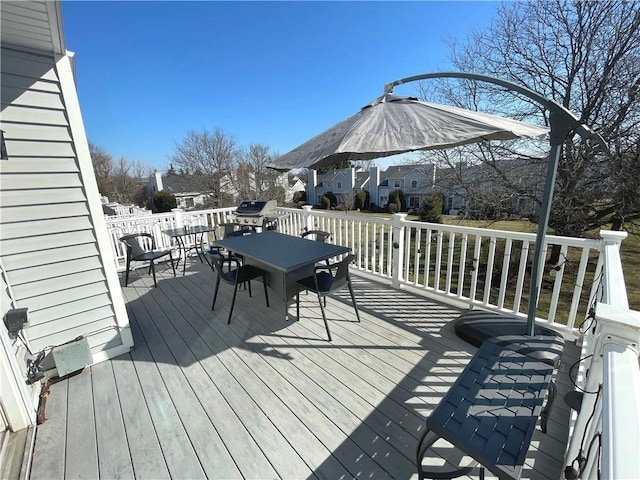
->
[29,260,578,479]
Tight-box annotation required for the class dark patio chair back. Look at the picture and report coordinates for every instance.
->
[120,233,151,258]
[210,253,269,324]
[296,254,360,341]
[301,230,331,243]
[119,232,175,287]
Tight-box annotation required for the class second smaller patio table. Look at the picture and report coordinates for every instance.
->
[163,225,217,275]
[213,231,350,318]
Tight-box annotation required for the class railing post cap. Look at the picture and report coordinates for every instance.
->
[600,230,628,244]
[301,205,313,212]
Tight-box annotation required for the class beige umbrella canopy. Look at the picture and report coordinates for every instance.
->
[270,71,607,335]
[268,93,548,171]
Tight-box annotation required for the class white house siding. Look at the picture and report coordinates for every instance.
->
[0,47,132,369]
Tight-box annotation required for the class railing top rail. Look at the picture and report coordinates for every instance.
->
[403,218,602,248]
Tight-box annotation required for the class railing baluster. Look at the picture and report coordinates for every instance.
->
[434,231,444,291]
[457,233,468,298]
[483,236,497,306]
[445,232,455,293]
[469,234,482,302]
[567,247,591,330]
[547,244,569,323]
[497,238,512,309]
[513,240,530,314]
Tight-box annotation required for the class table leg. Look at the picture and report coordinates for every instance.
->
[173,236,188,275]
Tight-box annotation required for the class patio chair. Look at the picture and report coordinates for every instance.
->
[295,254,360,341]
[300,230,331,243]
[208,225,253,269]
[119,233,175,287]
[210,253,269,324]
[301,230,332,268]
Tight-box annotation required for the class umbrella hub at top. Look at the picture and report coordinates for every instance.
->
[364,93,418,110]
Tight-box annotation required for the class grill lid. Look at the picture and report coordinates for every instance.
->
[235,200,277,216]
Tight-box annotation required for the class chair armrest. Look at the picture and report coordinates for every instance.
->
[314,262,339,272]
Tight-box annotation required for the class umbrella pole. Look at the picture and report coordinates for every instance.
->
[526,143,562,336]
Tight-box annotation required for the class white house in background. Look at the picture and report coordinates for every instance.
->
[307,165,435,209]
[148,170,304,208]
[0,0,132,442]
[378,164,436,209]
[148,171,210,209]
[307,168,359,205]
[285,175,305,202]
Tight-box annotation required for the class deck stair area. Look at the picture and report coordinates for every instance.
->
[28,262,578,479]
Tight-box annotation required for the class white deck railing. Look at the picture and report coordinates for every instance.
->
[563,231,640,480]
[105,205,639,477]
[279,206,604,334]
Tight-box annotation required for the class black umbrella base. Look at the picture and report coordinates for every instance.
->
[453,309,565,366]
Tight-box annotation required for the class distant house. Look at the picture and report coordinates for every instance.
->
[435,158,544,216]
[1,1,132,434]
[148,171,210,210]
[307,165,435,209]
[378,165,435,209]
[148,170,305,209]
[286,175,306,202]
[308,168,358,205]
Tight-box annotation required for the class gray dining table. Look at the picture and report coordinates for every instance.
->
[213,231,350,318]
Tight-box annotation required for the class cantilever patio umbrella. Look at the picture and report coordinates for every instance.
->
[268,93,548,172]
[269,72,607,335]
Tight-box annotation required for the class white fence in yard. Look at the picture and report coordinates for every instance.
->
[105,205,639,478]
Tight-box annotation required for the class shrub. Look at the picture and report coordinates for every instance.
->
[321,192,337,209]
[355,190,370,210]
[388,189,406,211]
[292,190,307,203]
[153,190,177,212]
[419,192,444,223]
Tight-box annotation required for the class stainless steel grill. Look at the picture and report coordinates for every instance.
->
[234,200,279,228]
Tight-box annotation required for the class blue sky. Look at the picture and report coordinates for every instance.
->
[62,1,499,171]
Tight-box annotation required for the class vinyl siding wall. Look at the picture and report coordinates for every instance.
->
[0,46,131,363]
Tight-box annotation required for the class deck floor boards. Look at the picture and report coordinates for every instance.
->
[30,260,578,479]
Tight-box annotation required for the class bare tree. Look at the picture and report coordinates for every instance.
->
[89,143,152,205]
[169,128,238,206]
[234,143,285,202]
[90,142,114,199]
[424,0,640,236]
[336,192,355,213]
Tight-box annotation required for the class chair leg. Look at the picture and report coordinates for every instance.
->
[296,292,300,319]
[540,380,557,434]
[348,278,361,322]
[316,292,332,341]
[169,252,176,277]
[212,276,221,310]
[150,261,158,287]
[228,283,240,324]
[262,275,269,307]
[124,257,131,286]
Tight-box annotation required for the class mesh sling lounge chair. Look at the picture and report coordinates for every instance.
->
[210,253,269,324]
[119,233,176,287]
[296,254,360,341]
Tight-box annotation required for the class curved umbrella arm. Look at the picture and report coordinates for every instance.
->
[384,71,608,151]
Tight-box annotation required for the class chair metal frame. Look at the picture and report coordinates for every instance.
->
[300,229,332,243]
[296,254,360,341]
[210,253,269,324]
[119,232,176,287]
